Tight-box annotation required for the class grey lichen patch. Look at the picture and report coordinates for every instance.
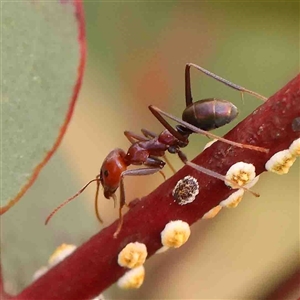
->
[172,175,199,205]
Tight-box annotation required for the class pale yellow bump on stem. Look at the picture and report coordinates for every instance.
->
[289,138,300,157]
[91,294,106,300]
[203,139,217,150]
[48,244,77,267]
[118,242,147,269]
[33,243,77,281]
[244,175,260,189]
[265,150,297,175]
[117,266,145,289]
[155,246,170,254]
[225,162,256,187]
[161,220,191,248]
[32,266,49,282]
[220,189,245,208]
[202,205,222,219]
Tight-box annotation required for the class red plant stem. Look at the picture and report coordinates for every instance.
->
[14,75,300,300]
[0,263,11,299]
[264,268,300,300]
[0,264,5,297]
[0,264,3,295]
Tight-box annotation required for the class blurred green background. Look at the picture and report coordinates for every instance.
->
[2,2,299,299]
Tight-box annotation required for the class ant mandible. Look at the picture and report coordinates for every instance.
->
[45,63,269,237]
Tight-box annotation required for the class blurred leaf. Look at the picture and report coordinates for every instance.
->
[1,1,86,213]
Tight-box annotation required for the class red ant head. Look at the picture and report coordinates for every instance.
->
[99,149,127,199]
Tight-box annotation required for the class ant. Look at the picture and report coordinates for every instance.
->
[45,63,268,237]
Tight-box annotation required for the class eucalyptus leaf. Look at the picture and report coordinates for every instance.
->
[1,1,85,212]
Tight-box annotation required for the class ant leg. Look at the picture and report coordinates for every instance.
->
[113,179,125,238]
[113,166,163,238]
[148,105,187,142]
[141,128,157,139]
[185,63,268,106]
[149,105,269,154]
[146,156,167,180]
[124,133,164,176]
[124,131,148,144]
[141,129,177,174]
[177,150,260,197]
[162,155,176,174]
[124,132,167,179]
[124,129,167,144]
[124,130,174,176]
[125,129,162,143]
[158,169,166,181]
[45,177,100,225]
[126,128,177,175]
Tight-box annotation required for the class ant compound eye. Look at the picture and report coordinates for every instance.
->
[103,170,109,177]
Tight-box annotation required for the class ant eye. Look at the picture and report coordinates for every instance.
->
[103,170,109,177]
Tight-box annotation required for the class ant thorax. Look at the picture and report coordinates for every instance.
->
[158,129,184,145]
[125,143,150,165]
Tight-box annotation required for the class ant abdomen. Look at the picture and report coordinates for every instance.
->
[182,98,238,131]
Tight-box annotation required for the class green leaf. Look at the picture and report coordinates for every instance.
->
[1,1,86,213]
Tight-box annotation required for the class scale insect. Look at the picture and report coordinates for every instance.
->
[45,63,268,237]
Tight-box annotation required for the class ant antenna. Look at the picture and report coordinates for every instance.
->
[94,176,103,223]
[45,177,101,225]
[112,193,117,208]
